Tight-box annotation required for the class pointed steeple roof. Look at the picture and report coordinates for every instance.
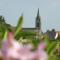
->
[36,8,40,20]
[37,8,39,17]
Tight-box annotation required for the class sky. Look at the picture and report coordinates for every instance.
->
[0,0,60,32]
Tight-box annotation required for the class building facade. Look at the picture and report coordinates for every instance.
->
[22,9,41,35]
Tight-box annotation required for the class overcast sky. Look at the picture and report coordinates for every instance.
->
[0,0,60,32]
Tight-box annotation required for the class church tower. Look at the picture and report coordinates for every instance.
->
[35,8,42,40]
[35,8,41,30]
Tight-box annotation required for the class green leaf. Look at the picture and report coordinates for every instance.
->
[47,41,57,55]
[14,15,23,37]
[3,30,8,40]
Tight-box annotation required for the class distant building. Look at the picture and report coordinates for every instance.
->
[56,31,60,38]
[45,29,60,40]
[22,9,42,39]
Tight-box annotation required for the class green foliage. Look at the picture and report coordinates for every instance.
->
[48,55,60,60]
[14,15,23,37]
[15,31,36,40]
[32,39,40,50]
[47,41,57,54]
[3,30,8,40]
[0,16,14,40]
[44,35,60,60]
[0,15,60,60]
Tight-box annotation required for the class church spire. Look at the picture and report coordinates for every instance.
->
[36,8,40,19]
[35,8,41,29]
[35,8,42,40]
[37,8,39,17]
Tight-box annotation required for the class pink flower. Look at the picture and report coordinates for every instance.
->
[37,50,48,60]
[36,42,48,60]
[18,42,48,60]
[38,42,46,50]
[19,44,37,60]
[19,52,36,60]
